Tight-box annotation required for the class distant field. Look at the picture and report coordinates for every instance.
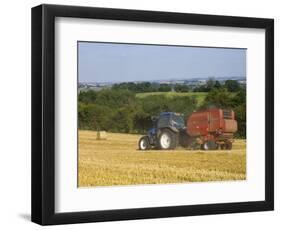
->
[135,92,208,105]
[78,130,246,187]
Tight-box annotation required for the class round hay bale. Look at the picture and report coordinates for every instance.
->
[96,131,107,140]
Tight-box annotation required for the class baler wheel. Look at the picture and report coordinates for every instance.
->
[225,141,233,150]
[201,140,217,150]
[220,144,225,150]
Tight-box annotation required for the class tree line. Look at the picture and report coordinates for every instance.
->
[78,79,246,138]
[111,79,243,93]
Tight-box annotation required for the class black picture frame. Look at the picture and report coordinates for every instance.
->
[31,4,274,225]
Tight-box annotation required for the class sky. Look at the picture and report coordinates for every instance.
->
[78,42,246,83]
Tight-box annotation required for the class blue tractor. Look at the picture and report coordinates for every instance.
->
[138,112,186,150]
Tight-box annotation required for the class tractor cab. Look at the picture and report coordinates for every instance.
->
[155,112,185,131]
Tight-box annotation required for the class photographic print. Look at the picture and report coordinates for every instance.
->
[32,5,274,224]
[78,42,246,187]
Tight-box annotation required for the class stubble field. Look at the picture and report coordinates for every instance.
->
[78,130,246,187]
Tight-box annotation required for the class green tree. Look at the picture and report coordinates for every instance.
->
[232,89,246,106]
[224,80,241,92]
[158,84,171,92]
[140,95,169,115]
[166,96,197,115]
[78,90,97,104]
[202,88,234,108]
[206,78,215,91]
[193,85,207,92]
[95,89,136,108]
[214,80,222,89]
[234,103,246,138]
[133,108,152,134]
[174,84,190,92]
[78,103,113,130]
[111,107,134,133]
[232,89,246,137]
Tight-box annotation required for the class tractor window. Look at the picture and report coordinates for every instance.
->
[157,115,170,128]
[172,114,185,127]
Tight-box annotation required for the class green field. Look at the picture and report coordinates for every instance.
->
[136,92,208,105]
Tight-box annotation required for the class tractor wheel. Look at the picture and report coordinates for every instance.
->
[201,140,217,150]
[138,136,151,150]
[225,141,233,150]
[158,129,177,150]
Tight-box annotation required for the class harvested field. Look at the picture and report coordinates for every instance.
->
[78,130,246,187]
